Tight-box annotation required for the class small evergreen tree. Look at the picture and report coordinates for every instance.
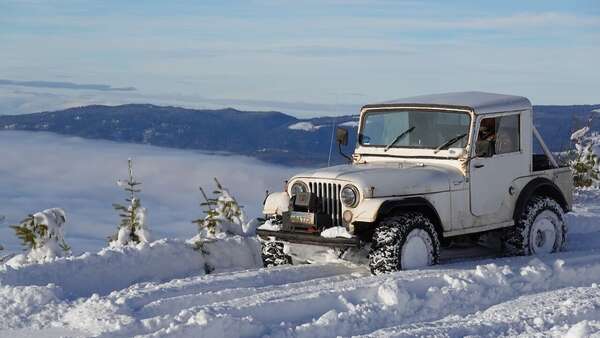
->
[190,178,246,274]
[568,125,600,188]
[110,159,150,246]
[10,208,70,260]
[192,178,245,238]
[192,186,219,236]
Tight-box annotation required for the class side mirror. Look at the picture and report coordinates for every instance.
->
[336,127,348,146]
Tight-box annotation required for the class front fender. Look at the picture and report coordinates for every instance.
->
[351,198,387,223]
[351,195,449,237]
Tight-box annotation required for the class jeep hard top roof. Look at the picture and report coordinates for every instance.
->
[362,91,532,115]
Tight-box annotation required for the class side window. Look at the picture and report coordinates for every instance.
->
[475,114,520,157]
[496,115,520,154]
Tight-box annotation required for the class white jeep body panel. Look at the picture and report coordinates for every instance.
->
[293,162,462,197]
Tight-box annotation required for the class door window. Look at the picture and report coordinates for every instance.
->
[475,114,520,157]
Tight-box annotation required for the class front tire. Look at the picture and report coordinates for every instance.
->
[368,213,440,275]
[261,241,292,268]
[504,196,567,256]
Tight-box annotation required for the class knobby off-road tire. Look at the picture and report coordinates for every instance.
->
[261,241,292,268]
[504,196,567,256]
[368,213,440,275]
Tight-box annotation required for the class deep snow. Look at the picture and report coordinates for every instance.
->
[1,189,600,337]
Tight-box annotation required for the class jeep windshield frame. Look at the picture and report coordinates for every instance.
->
[358,108,472,152]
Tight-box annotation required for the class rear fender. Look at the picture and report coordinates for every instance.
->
[513,177,569,221]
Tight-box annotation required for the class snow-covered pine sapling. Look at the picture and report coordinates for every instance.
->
[192,186,219,236]
[192,178,246,238]
[191,178,246,274]
[110,158,151,246]
[10,208,70,260]
[569,124,600,188]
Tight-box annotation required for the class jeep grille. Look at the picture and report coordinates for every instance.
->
[308,181,343,227]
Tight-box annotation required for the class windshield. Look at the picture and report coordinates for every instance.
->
[359,109,471,150]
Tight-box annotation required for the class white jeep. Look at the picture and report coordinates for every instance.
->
[257,92,573,274]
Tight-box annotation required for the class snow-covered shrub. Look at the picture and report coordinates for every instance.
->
[190,178,260,274]
[568,126,600,188]
[192,178,247,238]
[9,208,70,261]
[109,159,151,247]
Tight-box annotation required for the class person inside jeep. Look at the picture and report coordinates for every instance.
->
[476,118,496,157]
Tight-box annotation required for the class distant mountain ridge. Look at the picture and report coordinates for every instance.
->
[0,103,598,166]
[0,104,358,166]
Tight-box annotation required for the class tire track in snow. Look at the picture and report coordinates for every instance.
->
[359,284,600,337]
[128,251,600,337]
[133,264,367,318]
[58,262,366,336]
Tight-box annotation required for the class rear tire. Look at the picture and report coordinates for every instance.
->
[261,241,292,268]
[368,213,440,275]
[503,196,566,256]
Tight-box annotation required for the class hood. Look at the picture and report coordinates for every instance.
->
[293,162,462,197]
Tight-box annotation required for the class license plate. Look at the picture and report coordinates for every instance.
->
[289,211,315,225]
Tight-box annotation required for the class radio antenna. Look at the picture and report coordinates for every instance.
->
[327,115,337,167]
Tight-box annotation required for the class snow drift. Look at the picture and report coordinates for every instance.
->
[1,237,262,299]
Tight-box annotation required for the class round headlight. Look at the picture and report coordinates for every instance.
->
[290,181,308,196]
[341,185,359,207]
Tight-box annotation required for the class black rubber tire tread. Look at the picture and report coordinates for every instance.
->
[261,241,292,268]
[368,212,440,275]
[503,196,567,256]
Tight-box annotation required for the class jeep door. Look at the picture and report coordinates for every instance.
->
[469,113,529,217]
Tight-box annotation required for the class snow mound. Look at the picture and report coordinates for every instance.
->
[288,122,322,132]
[0,284,65,330]
[0,237,262,299]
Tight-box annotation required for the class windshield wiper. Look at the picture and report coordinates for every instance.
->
[433,133,467,154]
[384,126,415,152]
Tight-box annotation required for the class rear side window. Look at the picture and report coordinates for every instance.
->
[475,114,520,157]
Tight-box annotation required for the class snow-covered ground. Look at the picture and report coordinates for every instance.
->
[2,189,600,337]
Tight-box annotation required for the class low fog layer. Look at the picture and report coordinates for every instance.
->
[0,131,300,253]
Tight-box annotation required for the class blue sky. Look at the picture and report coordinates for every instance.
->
[0,0,598,116]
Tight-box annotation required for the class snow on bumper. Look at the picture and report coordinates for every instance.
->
[262,192,289,215]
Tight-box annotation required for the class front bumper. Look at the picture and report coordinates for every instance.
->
[256,229,360,247]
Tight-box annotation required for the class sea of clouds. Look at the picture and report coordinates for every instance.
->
[0,131,301,253]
